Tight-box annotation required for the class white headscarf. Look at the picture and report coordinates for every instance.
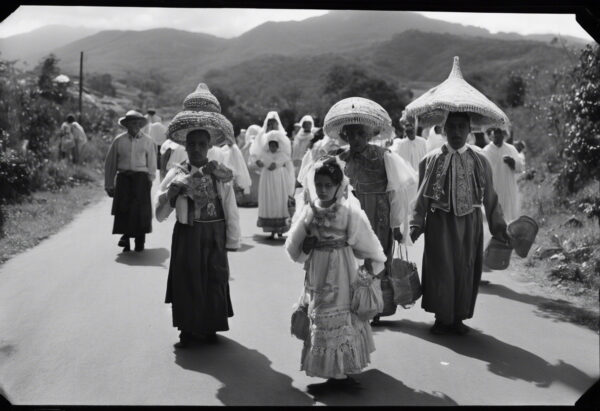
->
[298,115,315,132]
[262,129,292,158]
[242,124,262,150]
[250,111,286,157]
[292,155,363,225]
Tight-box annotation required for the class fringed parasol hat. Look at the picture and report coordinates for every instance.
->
[167,82,234,146]
[404,56,510,131]
[323,97,393,142]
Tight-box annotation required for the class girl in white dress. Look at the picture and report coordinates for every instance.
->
[285,156,386,385]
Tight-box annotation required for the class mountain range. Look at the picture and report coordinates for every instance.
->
[0,10,589,109]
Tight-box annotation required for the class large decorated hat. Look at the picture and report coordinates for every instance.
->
[167,110,234,146]
[404,56,510,130]
[166,82,234,146]
[324,97,393,141]
[182,83,221,113]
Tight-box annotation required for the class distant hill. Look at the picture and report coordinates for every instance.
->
[0,10,585,110]
[50,28,227,79]
[201,29,575,119]
[353,30,574,94]
[0,25,98,67]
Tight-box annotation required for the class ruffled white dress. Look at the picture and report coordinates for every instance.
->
[285,200,386,379]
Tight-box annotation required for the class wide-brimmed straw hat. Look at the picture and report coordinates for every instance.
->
[324,97,393,141]
[167,110,234,146]
[182,83,221,113]
[118,110,148,128]
[404,56,510,130]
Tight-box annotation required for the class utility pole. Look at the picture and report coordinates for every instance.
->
[78,51,83,122]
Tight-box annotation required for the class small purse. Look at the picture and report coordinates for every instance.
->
[290,295,310,341]
[389,242,422,308]
[351,267,384,321]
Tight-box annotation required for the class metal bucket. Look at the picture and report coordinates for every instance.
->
[508,216,539,258]
[484,237,513,270]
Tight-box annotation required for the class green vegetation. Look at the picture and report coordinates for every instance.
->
[0,54,118,238]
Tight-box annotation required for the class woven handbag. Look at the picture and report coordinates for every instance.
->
[389,242,422,308]
[290,302,310,341]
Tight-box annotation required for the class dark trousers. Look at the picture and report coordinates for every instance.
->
[120,234,145,246]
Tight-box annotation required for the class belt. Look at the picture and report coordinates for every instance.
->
[314,239,348,250]
[193,218,225,223]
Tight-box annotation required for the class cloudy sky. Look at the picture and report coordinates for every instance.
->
[0,6,594,41]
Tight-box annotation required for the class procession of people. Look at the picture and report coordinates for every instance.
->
[102,56,536,387]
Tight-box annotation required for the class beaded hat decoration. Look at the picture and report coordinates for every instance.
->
[182,83,221,113]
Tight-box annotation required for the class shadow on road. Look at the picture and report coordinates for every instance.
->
[174,336,314,405]
[115,247,170,267]
[479,282,599,332]
[235,243,254,253]
[379,319,596,392]
[252,234,287,246]
[306,369,457,406]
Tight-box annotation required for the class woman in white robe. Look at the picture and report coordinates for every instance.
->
[239,125,262,206]
[292,115,315,176]
[255,130,296,238]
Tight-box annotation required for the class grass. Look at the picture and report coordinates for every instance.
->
[0,173,104,265]
[509,158,600,332]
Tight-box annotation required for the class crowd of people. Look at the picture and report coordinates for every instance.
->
[102,56,533,387]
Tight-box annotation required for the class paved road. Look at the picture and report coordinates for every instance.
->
[0,182,598,405]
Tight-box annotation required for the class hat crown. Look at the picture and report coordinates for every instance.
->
[125,110,144,118]
[449,56,464,80]
[183,82,221,113]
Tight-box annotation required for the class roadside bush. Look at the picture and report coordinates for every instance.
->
[0,149,35,202]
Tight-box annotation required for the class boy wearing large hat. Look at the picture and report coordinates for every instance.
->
[155,83,240,347]
[104,110,156,252]
[406,57,511,335]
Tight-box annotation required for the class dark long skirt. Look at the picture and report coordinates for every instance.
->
[421,207,484,324]
[165,220,233,334]
[111,171,152,235]
[354,191,396,317]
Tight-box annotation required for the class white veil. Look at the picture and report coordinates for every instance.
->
[250,111,286,158]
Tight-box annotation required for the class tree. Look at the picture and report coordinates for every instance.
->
[503,73,527,108]
[323,65,408,126]
[558,44,600,203]
[87,73,116,97]
[35,54,66,103]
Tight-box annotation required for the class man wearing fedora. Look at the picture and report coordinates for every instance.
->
[104,110,157,252]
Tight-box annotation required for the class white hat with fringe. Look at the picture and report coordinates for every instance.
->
[323,97,393,142]
[404,56,510,130]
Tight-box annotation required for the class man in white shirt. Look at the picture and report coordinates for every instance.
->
[390,118,428,172]
[482,128,524,222]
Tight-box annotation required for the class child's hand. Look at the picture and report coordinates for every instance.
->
[268,162,277,170]
[256,160,264,168]
[302,236,318,254]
